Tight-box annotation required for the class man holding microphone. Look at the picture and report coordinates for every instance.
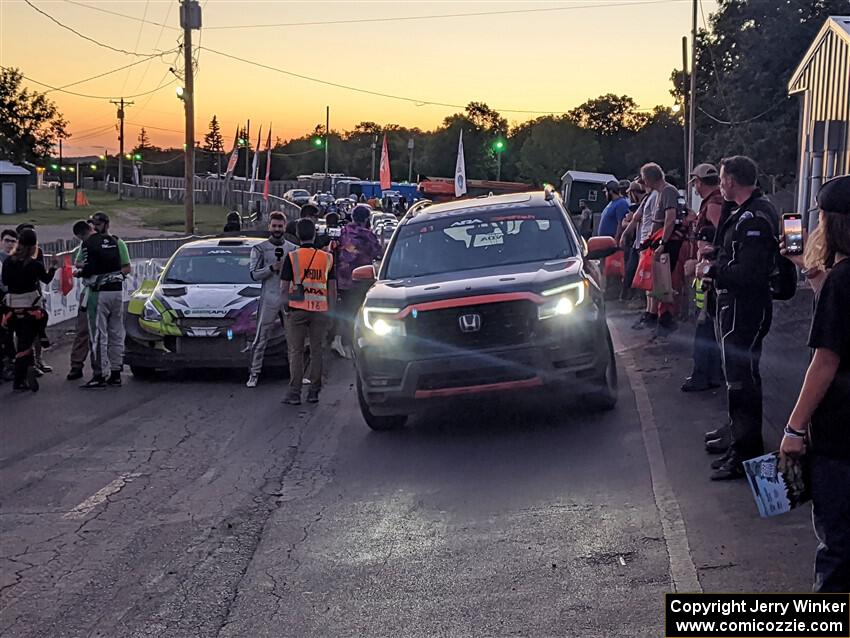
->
[247,212,296,388]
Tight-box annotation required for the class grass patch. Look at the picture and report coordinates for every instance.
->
[7,188,227,235]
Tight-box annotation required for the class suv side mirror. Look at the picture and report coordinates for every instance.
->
[585,236,618,261]
[352,265,377,282]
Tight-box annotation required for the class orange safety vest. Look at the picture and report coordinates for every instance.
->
[288,247,333,312]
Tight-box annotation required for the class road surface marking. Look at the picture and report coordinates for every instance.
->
[609,323,703,593]
[62,473,141,521]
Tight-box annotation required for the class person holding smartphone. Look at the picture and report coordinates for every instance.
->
[779,175,850,593]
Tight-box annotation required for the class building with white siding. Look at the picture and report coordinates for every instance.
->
[788,16,850,228]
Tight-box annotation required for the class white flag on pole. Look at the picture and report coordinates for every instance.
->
[454,129,467,198]
[249,126,262,194]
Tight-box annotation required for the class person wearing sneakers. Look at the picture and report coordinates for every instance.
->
[281,218,336,405]
[622,179,658,330]
[15,223,52,375]
[246,211,297,388]
[76,212,131,388]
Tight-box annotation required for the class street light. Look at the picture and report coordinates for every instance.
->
[492,138,506,181]
[176,86,185,100]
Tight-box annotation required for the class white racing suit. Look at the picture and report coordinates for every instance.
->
[249,237,297,375]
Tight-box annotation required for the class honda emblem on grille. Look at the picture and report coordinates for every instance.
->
[458,313,482,333]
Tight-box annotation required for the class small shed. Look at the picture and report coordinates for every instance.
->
[788,15,850,229]
[560,170,617,215]
[0,160,30,214]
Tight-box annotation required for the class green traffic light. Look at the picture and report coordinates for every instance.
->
[493,139,505,152]
[238,138,246,146]
[50,164,58,170]
[134,153,142,161]
[314,138,323,147]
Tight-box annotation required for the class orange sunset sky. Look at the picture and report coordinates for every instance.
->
[1,0,717,156]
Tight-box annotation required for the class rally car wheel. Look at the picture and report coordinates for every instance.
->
[357,378,407,431]
[130,365,157,380]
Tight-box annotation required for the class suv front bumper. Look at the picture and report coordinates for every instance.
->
[356,319,609,416]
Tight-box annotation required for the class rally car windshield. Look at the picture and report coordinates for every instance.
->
[162,247,254,285]
[384,207,575,279]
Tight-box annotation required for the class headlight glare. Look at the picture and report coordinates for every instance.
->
[363,307,405,337]
[538,281,586,320]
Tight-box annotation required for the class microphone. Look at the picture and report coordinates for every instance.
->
[274,247,283,261]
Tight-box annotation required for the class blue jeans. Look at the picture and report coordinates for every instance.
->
[691,316,722,385]
[811,454,850,592]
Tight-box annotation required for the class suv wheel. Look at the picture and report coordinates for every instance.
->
[588,331,618,410]
[356,378,407,431]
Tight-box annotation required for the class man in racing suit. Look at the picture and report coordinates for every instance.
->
[704,156,779,480]
[247,211,297,387]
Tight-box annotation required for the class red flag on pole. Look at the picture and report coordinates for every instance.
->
[379,133,391,191]
[263,126,272,201]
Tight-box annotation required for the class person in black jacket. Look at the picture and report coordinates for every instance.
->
[0,229,56,391]
[702,155,779,480]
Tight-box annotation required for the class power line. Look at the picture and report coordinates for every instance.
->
[201,46,565,115]
[206,0,671,30]
[698,101,788,126]
[64,0,179,30]
[23,0,171,57]
[122,0,152,95]
[132,2,175,94]
[3,67,178,100]
[43,51,177,94]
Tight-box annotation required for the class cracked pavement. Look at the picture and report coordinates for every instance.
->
[0,309,816,637]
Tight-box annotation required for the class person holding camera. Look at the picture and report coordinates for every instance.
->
[779,175,850,592]
[701,156,779,480]
[247,211,297,388]
[281,218,337,405]
[1,229,57,392]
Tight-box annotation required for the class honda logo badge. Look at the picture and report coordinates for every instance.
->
[458,313,482,333]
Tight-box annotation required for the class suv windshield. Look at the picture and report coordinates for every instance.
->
[385,207,575,279]
[163,246,253,285]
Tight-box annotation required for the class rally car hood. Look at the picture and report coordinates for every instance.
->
[153,283,260,314]
[131,282,262,338]
[365,258,583,308]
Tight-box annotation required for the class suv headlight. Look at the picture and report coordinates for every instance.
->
[362,307,405,337]
[538,281,587,320]
[142,299,163,322]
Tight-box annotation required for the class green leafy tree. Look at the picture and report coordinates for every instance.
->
[568,94,646,177]
[688,0,848,186]
[0,67,69,164]
[516,117,603,186]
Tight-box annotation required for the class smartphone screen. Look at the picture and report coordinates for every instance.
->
[782,214,804,255]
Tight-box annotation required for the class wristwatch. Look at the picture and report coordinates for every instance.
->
[783,424,807,438]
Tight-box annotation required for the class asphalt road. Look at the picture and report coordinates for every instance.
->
[0,310,815,638]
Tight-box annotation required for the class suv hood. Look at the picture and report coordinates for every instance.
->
[366,258,583,308]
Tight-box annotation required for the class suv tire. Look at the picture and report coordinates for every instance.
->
[357,378,408,431]
[588,330,618,410]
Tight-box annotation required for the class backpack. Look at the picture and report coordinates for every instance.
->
[771,251,798,301]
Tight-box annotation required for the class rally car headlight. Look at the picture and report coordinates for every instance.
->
[538,281,587,320]
[142,299,163,322]
[362,307,405,337]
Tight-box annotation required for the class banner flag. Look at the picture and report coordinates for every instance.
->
[454,129,467,198]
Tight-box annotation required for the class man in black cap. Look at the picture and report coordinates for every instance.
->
[703,156,779,480]
[76,212,132,388]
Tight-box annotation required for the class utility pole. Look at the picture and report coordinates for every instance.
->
[408,138,414,183]
[243,119,250,214]
[681,36,689,196]
[687,0,698,209]
[180,0,202,233]
[370,135,377,182]
[103,150,108,185]
[324,106,329,177]
[58,138,66,209]
[110,98,132,201]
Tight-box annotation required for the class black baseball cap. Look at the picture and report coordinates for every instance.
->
[89,211,110,223]
[817,176,850,215]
